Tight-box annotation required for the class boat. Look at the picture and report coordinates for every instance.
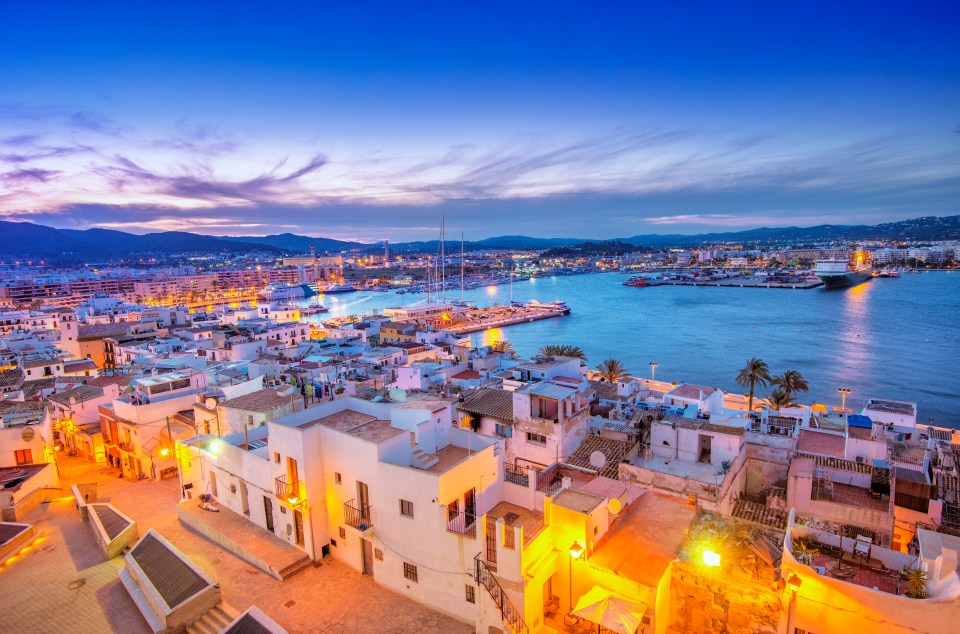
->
[259,283,319,300]
[526,299,571,314]
[876,270,900,278]
[322,284,357,294]
[301,303,329,315]
[814,251,873,289]
[623,276,649,287]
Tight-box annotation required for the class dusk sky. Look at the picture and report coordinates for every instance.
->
[1,1,957,241]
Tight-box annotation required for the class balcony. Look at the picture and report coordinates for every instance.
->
[344,499,373,532]
[446,510,477,538]
[274,475,306,508]
[118,441,134,452]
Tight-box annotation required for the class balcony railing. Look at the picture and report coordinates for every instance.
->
[344,499,373,531]
[446,510,477,538]
[118,441,134,452]
[504,463,529,487]
[274,475,306,508]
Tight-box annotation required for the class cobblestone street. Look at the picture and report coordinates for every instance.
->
[0,456,474,634]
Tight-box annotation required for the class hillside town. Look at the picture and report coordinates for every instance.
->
[1,256,959,634]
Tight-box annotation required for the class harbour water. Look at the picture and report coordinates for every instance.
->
[298,271,960,427]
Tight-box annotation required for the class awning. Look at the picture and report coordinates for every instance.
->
[573,586,647,634]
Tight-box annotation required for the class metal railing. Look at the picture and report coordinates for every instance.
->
[475,556,529,634]
[504,463,529,487]
[446,510,477,538]
[118,441,134,452]
[274,475,306,507]
[344,498,372,531]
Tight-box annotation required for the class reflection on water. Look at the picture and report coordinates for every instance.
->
[835,281,874,384]
[480,327,505,347]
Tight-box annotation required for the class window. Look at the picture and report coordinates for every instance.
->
[375,548,384,561]
[400,499,414,518]
[14,449,32,465]
[465,584,475,603]
[339,527,346,539]
[331,538,337,547]
[335,472,342,484]
[403,562,418,583]
[526,432,547,445]
[273,452,280,464]
[495,423,512,438]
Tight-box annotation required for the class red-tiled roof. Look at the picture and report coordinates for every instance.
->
[667,383,717,400]
[451,370,482,380]
[796,429,845,459]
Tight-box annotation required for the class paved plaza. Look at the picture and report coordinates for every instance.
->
[0,456,474,634]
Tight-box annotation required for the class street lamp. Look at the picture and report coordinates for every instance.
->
[650,362,658,382]
[569,541,584,612]
[838,388,851,411]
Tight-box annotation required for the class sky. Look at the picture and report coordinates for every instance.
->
[1,1,958,242]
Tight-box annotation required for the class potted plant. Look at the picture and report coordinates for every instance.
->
[901,565,928,599]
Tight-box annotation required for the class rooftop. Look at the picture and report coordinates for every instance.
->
[486,501,545,546]
[591,492,697,587]
[459,387,514,422]
[552,488,606,514]
[294,408,403,444]
[796,429,846,458]
[426,445,478,474]
[666,383,717,401]
[567,434,636,479]
[219,387,293,413]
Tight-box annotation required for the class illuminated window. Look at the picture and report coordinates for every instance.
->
[403,562,418,583]
[14,449,32,465]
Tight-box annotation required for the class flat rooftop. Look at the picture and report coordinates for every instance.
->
[486,501,545,546]
[426,445,478,474]
[295,409,402,443]
[591,491,697,587]
[630,454,728,485]
[552,488,606,514]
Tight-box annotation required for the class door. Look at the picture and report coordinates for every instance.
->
[486,515,498,565]
[464,487,476,519]
[361,538,374,577]
[240,481,250,516]
[293,509,304,546]
[357,481,370,523]
[263,496,275,532]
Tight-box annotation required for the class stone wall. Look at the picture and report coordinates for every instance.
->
[668,562,783,634]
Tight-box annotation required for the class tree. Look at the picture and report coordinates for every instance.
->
[736,358,771,412]
[772,369,809,400]
[490,340,515,357]
[596,358,627,383]
[538,344,586,360]
[766,388,797,411]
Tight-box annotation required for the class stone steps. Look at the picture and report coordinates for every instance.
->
[411,448,439,470]
[186,603,239,634]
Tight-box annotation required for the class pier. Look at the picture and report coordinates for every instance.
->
[642,276,823,290]
[442,304,570,334]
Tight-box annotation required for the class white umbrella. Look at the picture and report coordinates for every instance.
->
[572,585,646,634]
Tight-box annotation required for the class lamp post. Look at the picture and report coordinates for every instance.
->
[838,388,851,411]
[569,541,583,614]
[649,362,658,382]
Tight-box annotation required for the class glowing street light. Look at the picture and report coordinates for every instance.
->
[703,549,721,567]
[649,362,658,381]
[787,573,802,593]
[838,388,851,411]
[569,541,584,611]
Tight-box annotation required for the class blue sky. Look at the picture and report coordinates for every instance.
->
[1,1,957,241]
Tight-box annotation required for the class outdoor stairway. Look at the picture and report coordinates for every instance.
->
[186,603,240,634]
[475,557,528,634]
[411,447,439,470]
[278,553,314,579]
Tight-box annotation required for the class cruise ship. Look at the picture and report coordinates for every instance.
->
[259,283,319,300]
[814,251,873,289]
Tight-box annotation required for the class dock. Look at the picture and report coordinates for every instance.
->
[644,276,822,289]
[443,305,569,334]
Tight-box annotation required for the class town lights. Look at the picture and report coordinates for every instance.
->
[649,362,658,381]
[159,448,169,457]
[703,549,721,567]
[838,387,851,411]
[569,541,584,560]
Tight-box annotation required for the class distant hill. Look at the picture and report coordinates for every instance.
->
[0,222,285,260]
[1,214,956,261]
[219,233,361,253]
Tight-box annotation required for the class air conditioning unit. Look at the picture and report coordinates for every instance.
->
[855,456,865,464]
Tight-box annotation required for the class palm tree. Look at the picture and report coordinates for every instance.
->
[736,358,771,412]
[766,388,797,411]
[772,369,809,400]
[902,565,928,599]
[538,344,586,360]
[490,340,515,357]
[596,358,627,383]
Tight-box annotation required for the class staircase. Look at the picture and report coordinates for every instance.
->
[475,556,528,634]
[278,554,314,579]
[186,603,240,634]
[411,447,439,470]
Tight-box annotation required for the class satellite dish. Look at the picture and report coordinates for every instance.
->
[589,451,607,469]
[21,427,35,442]
[205,397,217,410]
[607,498,622,516]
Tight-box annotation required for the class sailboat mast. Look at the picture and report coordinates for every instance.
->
[461,231,465,303]
[440,215,446,302]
